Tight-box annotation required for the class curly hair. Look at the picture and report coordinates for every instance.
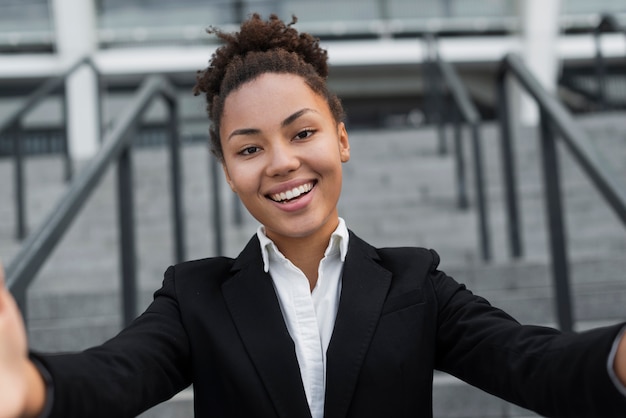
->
[193,14,345,160]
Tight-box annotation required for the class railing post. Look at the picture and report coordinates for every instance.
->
[423,34,447,154]
[538,109,574,332]
[452,106,468,209]
[435,75,448,156]
[61,87,73,182]
[93,61,105,141]
[117,145,137,327]
[210,156,224,256]
[497,70,523,258]
[470,122,491,261]
[13,121,27,240]
[166,97,186,263]
[593,26,608,110]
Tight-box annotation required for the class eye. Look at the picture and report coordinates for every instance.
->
[239,146,261,156]
[294,129,315,141]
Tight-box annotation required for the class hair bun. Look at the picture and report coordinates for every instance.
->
[193,14,343,160]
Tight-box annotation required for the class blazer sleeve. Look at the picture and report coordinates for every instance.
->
[32,265,192,418]
[429,250,626,417]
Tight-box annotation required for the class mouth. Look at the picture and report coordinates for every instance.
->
[268,181,315,204]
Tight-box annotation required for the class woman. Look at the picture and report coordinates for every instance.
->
[1,14,626,418]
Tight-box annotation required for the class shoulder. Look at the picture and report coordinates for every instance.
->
[165,235,262,285]
[347,230,441,276]
[152,257,237,302]
[167,256,236,281]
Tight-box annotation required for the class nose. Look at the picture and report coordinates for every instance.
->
[265,140,300,177]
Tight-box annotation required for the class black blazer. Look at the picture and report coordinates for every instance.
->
[37,232,626,417]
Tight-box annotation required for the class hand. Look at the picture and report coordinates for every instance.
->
[0,262,45,418]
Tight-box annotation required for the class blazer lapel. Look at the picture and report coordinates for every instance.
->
[324,232,392,418]
[221,237,312,418]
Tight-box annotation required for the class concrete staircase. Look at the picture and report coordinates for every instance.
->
[1,111,625,417]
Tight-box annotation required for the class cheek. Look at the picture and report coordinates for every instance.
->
[226,164,261,197]
[309,145,343,176]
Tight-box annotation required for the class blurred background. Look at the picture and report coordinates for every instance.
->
[1,1,625,417]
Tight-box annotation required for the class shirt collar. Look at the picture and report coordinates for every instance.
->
[257,217,349,273]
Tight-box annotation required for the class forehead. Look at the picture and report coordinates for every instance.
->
[221,73,330,127]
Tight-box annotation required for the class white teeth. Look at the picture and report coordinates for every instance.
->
[271,183,312,202]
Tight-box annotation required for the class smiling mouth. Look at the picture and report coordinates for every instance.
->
[268,182,315,203]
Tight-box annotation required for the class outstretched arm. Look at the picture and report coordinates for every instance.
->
[0,263,46,418]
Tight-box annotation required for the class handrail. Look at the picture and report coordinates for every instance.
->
[0,56,103,240]
[593,13,626,110]
[423,34,492,261]
[496,53,626,332]
[6,74,186,327]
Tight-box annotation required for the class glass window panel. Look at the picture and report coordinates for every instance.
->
[0,0,51,32]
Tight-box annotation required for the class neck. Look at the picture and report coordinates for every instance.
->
[282,239,326,291]
[268,219,339,291]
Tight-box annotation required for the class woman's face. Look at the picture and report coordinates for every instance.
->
[220,72,350,248]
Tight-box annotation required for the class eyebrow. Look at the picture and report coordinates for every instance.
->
[227,108,318,140]
[281,108,317,127]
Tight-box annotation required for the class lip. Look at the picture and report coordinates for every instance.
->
[266,180,317,212]
[265,180,316,200]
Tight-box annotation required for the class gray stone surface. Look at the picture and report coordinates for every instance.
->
[1,111,625,417]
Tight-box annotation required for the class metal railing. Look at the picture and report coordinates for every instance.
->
[423,34,491,261]
[6,74,186,327]
[496,53,626,332]
[593,13,626,110]
[0,56,103,240]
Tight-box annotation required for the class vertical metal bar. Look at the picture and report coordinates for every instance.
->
[13,122,27,240]
[434,61,447,156]
[423,34,447,154]
[210,156,224,256]
[421,36,433,120]
[437,96,448,156]
[166,98,186,263]
[470,122,491,261]
[94,64,104,141]
[117,145,137,327]
[497,73,523,258]
[61,87,73,182]
[539,109,573,332]
[452,106,468,209]
[593,29,607,110]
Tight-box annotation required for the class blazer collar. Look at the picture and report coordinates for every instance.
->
[223,236,312,418]
[223,233,392,418]
[324,232,392,418]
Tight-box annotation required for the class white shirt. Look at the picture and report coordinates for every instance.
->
[257,218,349,418]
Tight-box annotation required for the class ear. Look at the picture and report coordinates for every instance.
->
[337,122,350,163]
[221,161,237,193]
